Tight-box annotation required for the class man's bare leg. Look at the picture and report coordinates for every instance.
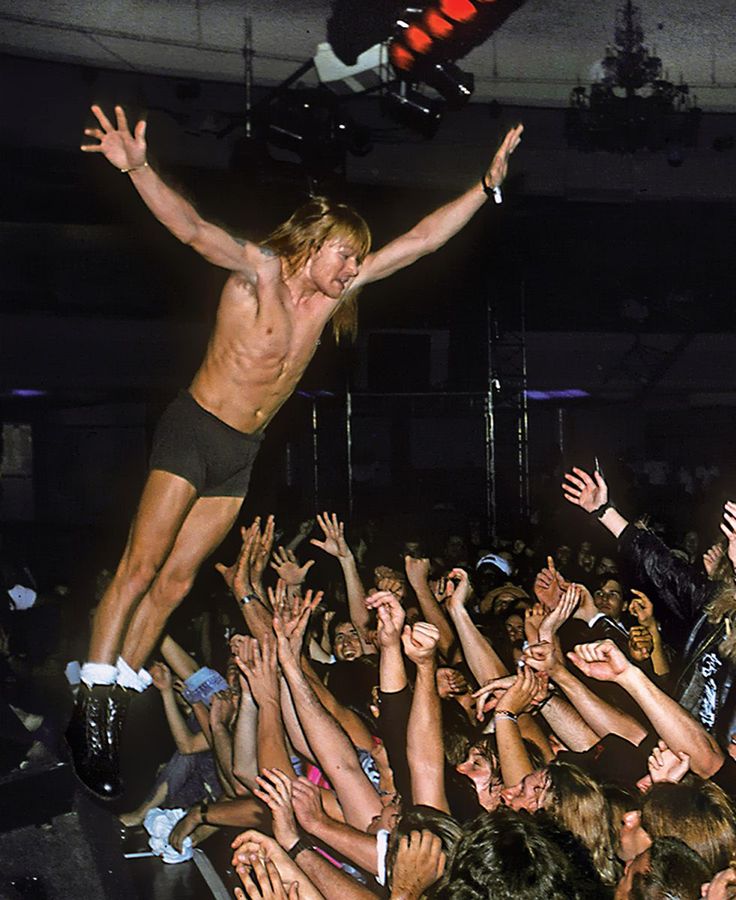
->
[68,469,197,799]
[121,494,244,670]
[88,469,198,666]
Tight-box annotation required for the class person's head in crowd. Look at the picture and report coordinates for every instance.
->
[614,836,710,900]
[620,779,736,875]
[473,553,513,601]
[442,533,469,570]
[596,556,620,578]
[503,608,526,645]
[386,805,463,895]
[556,544,573,570]
[328,616,364,662]
[681,529,700,562]
[502,760,619,886]
[459,737,547,813]
[577,540,597,575]
[435,809,611,900]
[593,576,627,622]
[479,583,529,618]
[455,736,504,812]
[603,784,639,860]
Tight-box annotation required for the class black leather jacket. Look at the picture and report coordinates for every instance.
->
[617,523,736,745]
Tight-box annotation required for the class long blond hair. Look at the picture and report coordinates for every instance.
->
[544,761,620,886]
[261,196,371,343]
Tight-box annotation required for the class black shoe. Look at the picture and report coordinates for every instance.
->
[66,683,123,800]
[107,684,132,778]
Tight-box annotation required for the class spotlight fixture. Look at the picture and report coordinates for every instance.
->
[382,83,444,138]
[388,0,528,79]
[422,61,474,109]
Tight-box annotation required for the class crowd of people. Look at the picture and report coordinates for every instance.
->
[6,462,736,898]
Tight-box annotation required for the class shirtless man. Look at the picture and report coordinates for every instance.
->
[67,104,522,798]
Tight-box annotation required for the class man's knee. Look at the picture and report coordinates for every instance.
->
[149,571,195,614]
[113,557,161,603]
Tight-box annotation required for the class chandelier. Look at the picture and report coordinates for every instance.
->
[566,1,700,156]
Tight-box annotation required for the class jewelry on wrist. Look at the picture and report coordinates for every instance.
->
[286,838,311,860]
[494,709,518,723]
[120,161,149,174]
[592,500,615,520]
[481,172,503,204]
[239,592,258,607]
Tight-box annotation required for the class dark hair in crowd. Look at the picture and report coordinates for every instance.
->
[435,809,612,900]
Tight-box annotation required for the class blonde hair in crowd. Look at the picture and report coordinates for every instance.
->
[261,196,372,343]
[544,761,620,886]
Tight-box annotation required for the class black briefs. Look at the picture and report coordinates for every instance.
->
[149,391,263,497]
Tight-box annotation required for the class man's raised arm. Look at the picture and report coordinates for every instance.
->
[354,124,523,287]
[82,104,260,275]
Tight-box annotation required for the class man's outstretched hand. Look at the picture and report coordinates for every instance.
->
[485,124,524,189]
[81,105,147,172]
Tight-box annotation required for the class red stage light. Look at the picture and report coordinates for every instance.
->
[389,42,415,70]
[439,0,478,22]
[404,24,433,53]
[423,8,454,38]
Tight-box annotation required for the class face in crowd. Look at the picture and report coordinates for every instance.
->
[593,579,626,621]
[332,621,364,662]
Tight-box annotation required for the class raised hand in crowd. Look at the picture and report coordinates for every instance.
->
[701,866,736,900]
[231,830,324,900]
[628,625,654,662]
[375,566,406,599]
[271,546,315,587]
[290,777,329,837]
[366,590,406,650]
[252,516,277,597]
[538,582,580,642]
[628,588,670,675]
[216,516,275,611]
[252,768,300,851]
[234,635,280,710]
[234,856,299,900]
[401,621,441,667]
[389,830,446,900]
[150,660,174,693]
[404,554,431,592]
[629,589,655,628]
[568,638,631,683]
[533,556,568,611]
[523,639,566,679]
[524,602,545,644]
[647,739,691,784]
[704,542,725,579]
[209,689,238,731]
[443,567,471,615]
[310,512,352,559]
[562,466,608,513]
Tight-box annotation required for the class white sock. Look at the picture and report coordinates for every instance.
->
[80,662,118,688]
[116,656,152,692]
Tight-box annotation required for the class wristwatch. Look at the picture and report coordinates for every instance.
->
[239,592,259,607]
[286,838,312,860]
